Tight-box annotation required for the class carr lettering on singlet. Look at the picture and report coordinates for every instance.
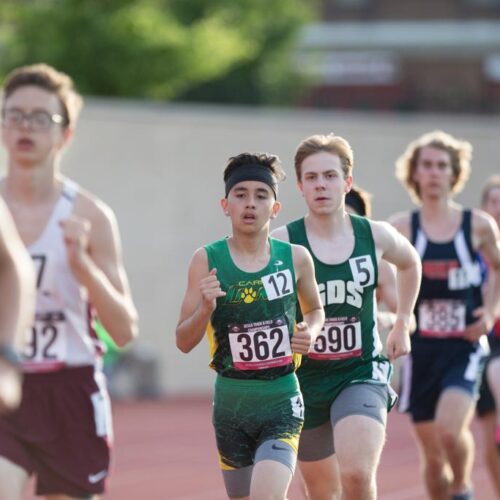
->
[418,299,466,338]
[22,311,67,371]
[228,316,292,370]
[309,316,362,360]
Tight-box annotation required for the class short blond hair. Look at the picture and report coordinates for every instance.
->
[395,130,472,202]
[481,175,500,207]
[294,133,354,181]
[2,63,83,128]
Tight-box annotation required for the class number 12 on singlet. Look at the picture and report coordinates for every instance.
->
[261,269,294,301]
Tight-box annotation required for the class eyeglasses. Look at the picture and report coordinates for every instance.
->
[1,109,66,132]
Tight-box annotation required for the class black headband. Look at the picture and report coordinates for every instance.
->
[225,164,278,199]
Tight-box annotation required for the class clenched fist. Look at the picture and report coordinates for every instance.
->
[291,321,314,354]
[59,215,91,280]
[199,268,226,314]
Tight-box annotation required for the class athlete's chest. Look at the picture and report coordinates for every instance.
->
[9,203,56,247]
[307,233,354,265]
[220,266,296,306]
[316,253,376,309]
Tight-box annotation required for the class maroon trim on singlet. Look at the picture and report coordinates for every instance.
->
[87,304,105,357]
[22,360,66,373]
[494,319,500,339]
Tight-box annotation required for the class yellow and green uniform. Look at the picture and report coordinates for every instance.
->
[287,215,395,430]
[205,237,304,469]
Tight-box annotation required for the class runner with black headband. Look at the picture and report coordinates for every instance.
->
[176,153,324,500]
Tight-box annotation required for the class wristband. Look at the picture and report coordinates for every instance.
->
[0,344,20,368]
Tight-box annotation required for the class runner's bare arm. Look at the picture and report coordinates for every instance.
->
[376,260,399,331]
[377,256,417,333]
[270,225,290,242]
[292,245,324,354]
[0,199,35,413]
[465,209,500,340]
[377,260,398,312]
[176,248,225,353]
[387,211,411,241]
[0,198,35,349]
[61,196,138,347]
[371,220,422,360]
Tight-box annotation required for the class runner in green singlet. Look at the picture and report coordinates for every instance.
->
[176,153,324,500]
[272,134,422,500]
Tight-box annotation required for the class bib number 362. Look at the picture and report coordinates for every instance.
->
[229,319,292,370]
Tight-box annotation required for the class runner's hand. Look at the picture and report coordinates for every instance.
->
[199,268,225,313]
[292,322,313,354]
[386,320,411,362]
[463,307,493,342]
[60,215,92,280]
[0,361,21,414]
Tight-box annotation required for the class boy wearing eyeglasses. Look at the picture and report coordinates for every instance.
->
[0,63,139,499]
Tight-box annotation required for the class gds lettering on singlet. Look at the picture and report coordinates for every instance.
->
[318,255,374,309]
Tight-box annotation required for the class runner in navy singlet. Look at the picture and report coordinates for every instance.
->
[390,131,500,500]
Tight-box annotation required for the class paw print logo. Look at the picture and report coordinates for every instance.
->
[241,287,257,304]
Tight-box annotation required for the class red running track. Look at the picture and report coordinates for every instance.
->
[24,397,496,499]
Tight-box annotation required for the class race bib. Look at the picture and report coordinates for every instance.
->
[22,311,67,369]
[418,300,466,338]
[261,269,294,301]
[349,255,375,288]
[228,317,292,370]
[309,316,362,360]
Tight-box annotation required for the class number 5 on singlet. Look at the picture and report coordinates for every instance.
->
[349,255,375,288]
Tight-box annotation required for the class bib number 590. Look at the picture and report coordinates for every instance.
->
[310,319,362,360]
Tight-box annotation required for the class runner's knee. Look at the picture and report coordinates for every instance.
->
[339,463,373,491]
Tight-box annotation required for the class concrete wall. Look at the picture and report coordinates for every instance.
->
[2,99,499,394]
